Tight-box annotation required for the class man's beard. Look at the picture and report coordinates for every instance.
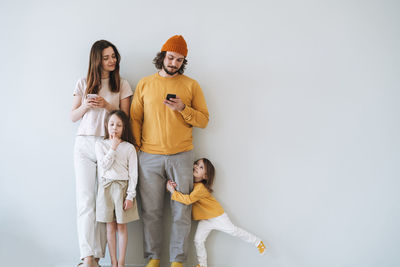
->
[163,63,179,76]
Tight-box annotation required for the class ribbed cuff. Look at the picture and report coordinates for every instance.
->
[179,105,192,120]
[126,192,136,201]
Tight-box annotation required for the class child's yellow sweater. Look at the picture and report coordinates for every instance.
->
[172,182,224,220]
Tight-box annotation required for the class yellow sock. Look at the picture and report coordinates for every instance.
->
[146,259,160,267]
[171,262,183,267]
[257,240,267,255]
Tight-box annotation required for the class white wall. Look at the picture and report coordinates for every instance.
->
[1,0,399,266]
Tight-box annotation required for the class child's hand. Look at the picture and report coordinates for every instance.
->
[166,180,177,193]
[110,133,122,150]
[123,199,133,210]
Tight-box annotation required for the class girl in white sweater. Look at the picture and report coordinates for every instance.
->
[95,110,139,267]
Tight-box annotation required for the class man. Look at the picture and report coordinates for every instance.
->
[130,35,209,267]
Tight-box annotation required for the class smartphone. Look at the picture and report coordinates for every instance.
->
[166,94,176,101]
[87,94,98,99]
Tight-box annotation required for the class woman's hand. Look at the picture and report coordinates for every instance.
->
[166,180,177,193]
[92,96,111,110]
[83,97,97,110]
[123,199,133,210]
[71,95,97,122]
[110,133,122,150]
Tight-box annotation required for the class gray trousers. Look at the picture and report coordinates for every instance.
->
[138,150,194,262]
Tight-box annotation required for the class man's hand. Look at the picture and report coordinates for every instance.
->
[163,96,185,111]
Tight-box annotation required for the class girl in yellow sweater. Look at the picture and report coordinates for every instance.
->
[166,158,267,267]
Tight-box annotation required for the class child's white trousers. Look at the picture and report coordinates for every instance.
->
[74,136,107,259]
[194,213,261,267]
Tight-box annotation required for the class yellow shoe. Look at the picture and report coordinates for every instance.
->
[257,241,267,255]
[171,262,183,267]
[146,259,160,267]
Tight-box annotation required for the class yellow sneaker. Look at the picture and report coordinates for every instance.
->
[257,241,267,255]
[171,262,183,267]
[146,259,160,267]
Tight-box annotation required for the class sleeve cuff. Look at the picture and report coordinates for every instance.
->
[126,192,136,201]
[179,105,192,120]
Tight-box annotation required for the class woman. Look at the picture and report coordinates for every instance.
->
[71,40,132,267]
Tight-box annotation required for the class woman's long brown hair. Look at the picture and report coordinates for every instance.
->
[85,40,121,96]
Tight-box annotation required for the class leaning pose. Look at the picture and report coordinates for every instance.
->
[166,158,267,267]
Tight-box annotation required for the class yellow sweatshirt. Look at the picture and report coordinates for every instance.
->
[172,183,224,220]
[130,73,209,155]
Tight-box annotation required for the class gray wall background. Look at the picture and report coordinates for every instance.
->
[1,0,399,266]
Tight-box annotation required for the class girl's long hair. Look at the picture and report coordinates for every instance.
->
[198,158,215,193]
[104,110,136,146]
[85,40,121,96]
